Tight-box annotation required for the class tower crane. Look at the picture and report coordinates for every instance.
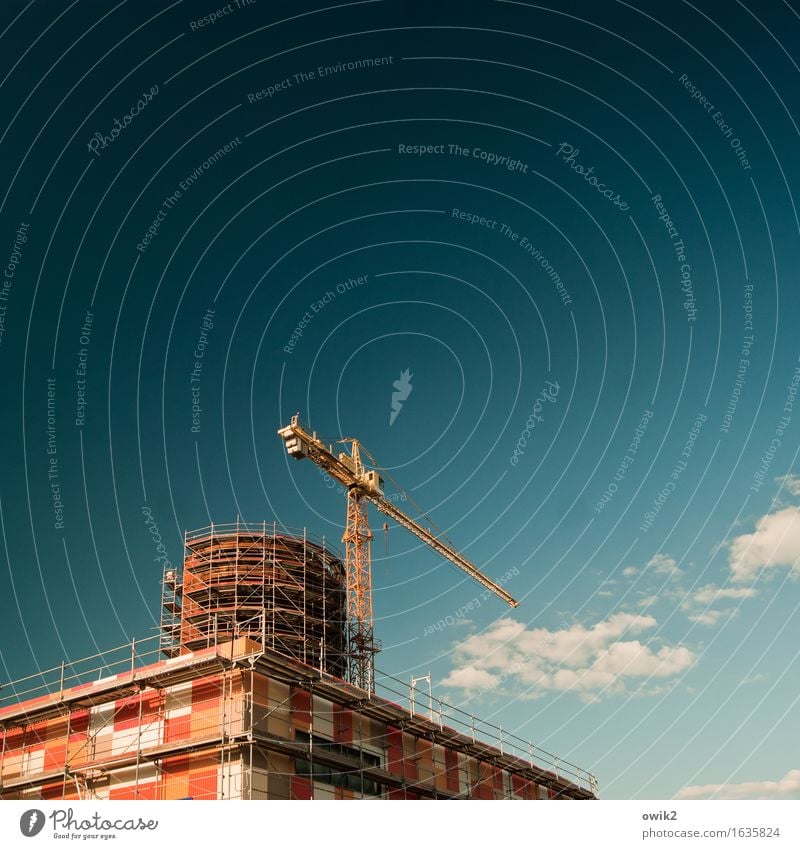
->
[278,414,519,692]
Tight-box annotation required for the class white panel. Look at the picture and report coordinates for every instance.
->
[218,758,242,800]
[164,681,193,713]
[89,701,117,735]
[21,748,44,777]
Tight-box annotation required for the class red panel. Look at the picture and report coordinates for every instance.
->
[164,713,191,742]
[4,725,47,753]
[114,692,161,732]
[162,755,189,774]
[334,705,352,745]
[386,726,404,776]
[68,711,90,737]
[291,776,312,800]
[445,749,460,793]
[192,677,222,708]
[493,766,504,794]
[41,782,67,800]
[404,752,418,782]
[475,764,493,799]
[512,774,535,799]
[388,789,405,800]
[291,688,311,727]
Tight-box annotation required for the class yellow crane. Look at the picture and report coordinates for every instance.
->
[278,414,519,692]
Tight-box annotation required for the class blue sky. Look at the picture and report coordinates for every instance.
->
[0,0,799,800]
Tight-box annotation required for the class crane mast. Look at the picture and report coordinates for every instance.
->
[277,414,518,692]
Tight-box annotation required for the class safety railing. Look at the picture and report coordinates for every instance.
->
[374,668,598,796]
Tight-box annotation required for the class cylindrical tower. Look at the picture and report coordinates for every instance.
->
[173,522,347,679]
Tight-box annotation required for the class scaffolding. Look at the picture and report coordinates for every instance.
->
[174,522,347,679]
[0,635,598,801]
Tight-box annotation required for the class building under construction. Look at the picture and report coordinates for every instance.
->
[0,522,597,801]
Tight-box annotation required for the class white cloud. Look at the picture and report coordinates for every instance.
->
[676,769,800,800]
[728,506,800,582]
[440,666,498,690]
[686,610,726,627]
[680,583,757,627]
[637,594,659,608]
[689,584,757,605]
[775,474,800,497]
[646,553,683,577]
[622,566,638,578]
[442,613,695,702]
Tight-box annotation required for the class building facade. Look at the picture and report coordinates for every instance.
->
[0,637,596,800]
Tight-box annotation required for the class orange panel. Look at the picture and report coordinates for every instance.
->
[161,756,190,799]
[109,780,159,800]
[186,768,217,800]
[189,706,220,738]
[43,742,66,771]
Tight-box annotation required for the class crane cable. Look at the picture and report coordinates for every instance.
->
[355,441,463,557]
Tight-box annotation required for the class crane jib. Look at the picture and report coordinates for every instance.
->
[370,494,519,608]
